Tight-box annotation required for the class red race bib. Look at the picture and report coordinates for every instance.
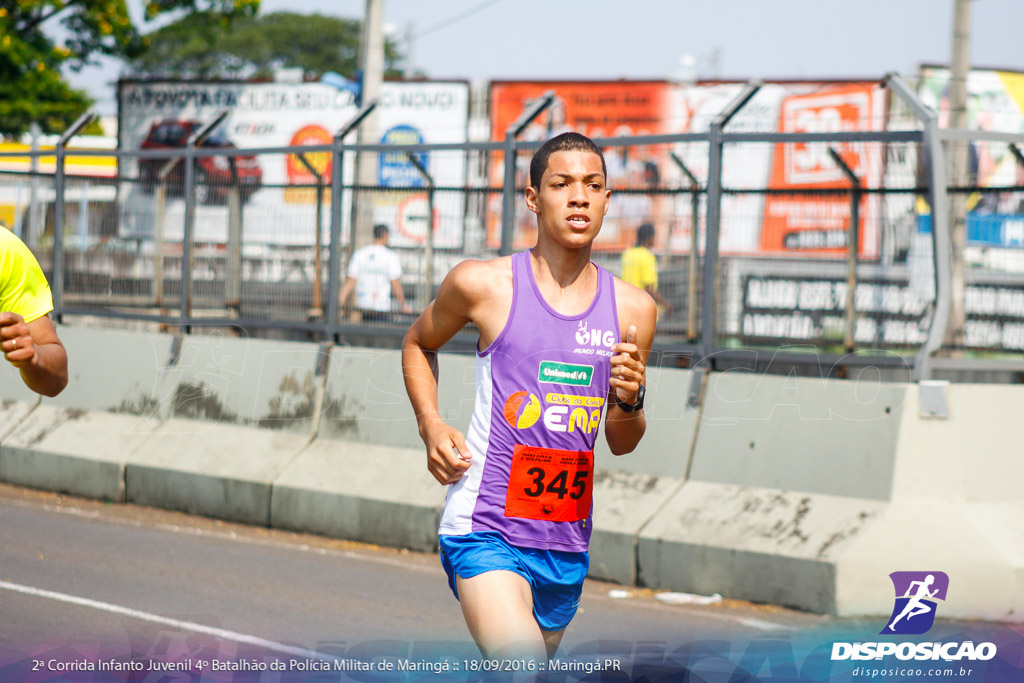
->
[505,444,593,522]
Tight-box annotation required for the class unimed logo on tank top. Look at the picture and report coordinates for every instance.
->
[573,321,615,357]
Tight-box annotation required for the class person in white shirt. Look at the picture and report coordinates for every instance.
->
[338,224,412,322]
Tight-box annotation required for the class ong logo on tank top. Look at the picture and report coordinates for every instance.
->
[573,321,615,356]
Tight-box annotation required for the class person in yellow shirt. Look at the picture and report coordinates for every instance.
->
[1,228,68,396]
[621,223,671,316]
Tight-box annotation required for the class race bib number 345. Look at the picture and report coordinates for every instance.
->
[505,445,593,522]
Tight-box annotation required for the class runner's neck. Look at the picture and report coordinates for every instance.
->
[528,246,594,289]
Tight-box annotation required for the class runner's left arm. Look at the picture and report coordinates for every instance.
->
[604,285,657,455]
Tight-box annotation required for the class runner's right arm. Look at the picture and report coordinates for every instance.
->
[0,311,68,397]
[402,261,485,485]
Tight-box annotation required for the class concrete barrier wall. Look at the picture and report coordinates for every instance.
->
[0,326,174,499]
[588,366,699,584]
[637,375,1024,619]
[689,371,907,499]
[270,440,445,552]
[3,325,1023,619]
[827,383,1024,620]
[319,347,475,449]
[0,345,46,442]
[122,334,327,524]
[289,348,475,551]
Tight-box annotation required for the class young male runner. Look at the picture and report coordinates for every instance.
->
[402,133,656,660]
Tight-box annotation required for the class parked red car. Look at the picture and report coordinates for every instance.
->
[138,120,262,204]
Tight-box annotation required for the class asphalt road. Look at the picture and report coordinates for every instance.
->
[3,482,1005,682]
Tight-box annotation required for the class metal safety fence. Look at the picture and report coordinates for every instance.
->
[2,77,1024,380]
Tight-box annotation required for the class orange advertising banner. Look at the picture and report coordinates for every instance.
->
[760,83,886,258]
[487,81,682,251]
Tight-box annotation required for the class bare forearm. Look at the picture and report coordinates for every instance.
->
[338,278,355,307]
[604,406,646,455]
[19,342,68,397]
[392,280,407,307]
[401,336,443,437]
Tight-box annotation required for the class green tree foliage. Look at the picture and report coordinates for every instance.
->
[127,11,404,81]
[0,0,259,137]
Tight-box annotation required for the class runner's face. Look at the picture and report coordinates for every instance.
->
[526,150,610,249]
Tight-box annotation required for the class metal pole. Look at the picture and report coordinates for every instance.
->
[500,91,556,256]
[153,158,180,309]
[407,152,435,308]
[180,109,230,332]
[947,0,972,348]
[350,0,385,257]
[327,101,378,336]
[28,123,41,246]
[671,152,701,342]
[829,147,862,352]
[225,160,242,313]
[53,110,97,320]
[884,73,953,382]
[701,81,761,365]
[298,153,325,317]
[328,141,345,335]
[500,134,518,257]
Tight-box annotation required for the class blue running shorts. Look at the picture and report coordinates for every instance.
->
[439,531,589,632]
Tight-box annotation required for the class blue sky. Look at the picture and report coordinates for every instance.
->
[65,0,1024,115]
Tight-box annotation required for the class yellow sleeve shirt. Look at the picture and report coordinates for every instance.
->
[1,229,54,323]
[620,246,658,291]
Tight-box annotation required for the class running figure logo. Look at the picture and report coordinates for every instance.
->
[882,571,949,635]
[504,390,541,429]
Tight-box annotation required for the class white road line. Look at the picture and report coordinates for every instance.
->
[0,579,334,661]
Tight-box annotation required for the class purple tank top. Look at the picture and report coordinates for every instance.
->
[438,250,620,552]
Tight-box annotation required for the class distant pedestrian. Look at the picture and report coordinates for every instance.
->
[338,224,411,322]
[621,223,671,316]
[1,227,68,396]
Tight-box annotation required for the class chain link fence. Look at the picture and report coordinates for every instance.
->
[2,81,1024,379]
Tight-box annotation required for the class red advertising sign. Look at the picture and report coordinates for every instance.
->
[487,81,683,251]
[760,83,885,257]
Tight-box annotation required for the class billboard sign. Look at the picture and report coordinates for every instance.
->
[118,80,469,246]
[760,82,886,258]
[486,80,686,251]
[916,66,1024,249]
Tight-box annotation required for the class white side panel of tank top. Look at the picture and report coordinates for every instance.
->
[438,353,493,536]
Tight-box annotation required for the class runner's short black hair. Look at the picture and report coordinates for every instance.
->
[529,132,607,188]
[373,224,389,240]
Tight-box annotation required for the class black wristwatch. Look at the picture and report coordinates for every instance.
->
[615,383,646,413]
